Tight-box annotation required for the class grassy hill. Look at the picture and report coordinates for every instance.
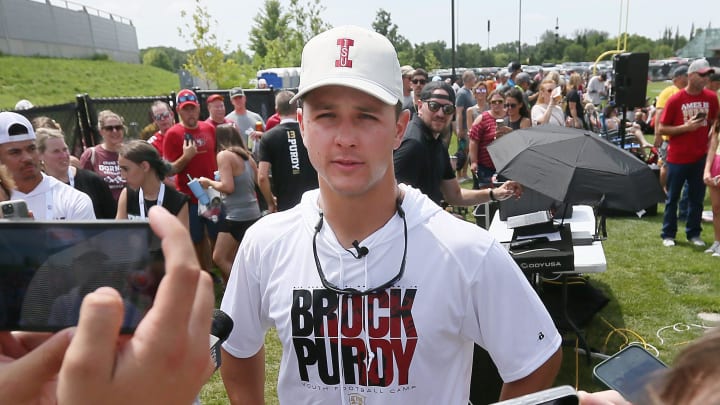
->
[0,55,179,110]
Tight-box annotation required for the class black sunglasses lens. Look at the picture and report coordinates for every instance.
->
[428,101,454,114]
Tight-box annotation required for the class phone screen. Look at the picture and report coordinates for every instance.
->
[0,221,163,332]
[593,345,667,403]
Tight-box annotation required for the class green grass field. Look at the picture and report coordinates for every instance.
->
[0,56,179,109]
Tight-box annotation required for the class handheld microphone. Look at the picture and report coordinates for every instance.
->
[348,240,369,259]
[210,309,234,370]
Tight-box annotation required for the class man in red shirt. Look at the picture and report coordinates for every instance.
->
[659,59,719,248]
[163,89,218,270]
[147,101,175,157]
[204,94,235,128]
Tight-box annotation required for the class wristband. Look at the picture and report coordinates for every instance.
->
[489,189,497,202]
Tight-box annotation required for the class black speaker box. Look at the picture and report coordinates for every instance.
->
[613,53,649,109]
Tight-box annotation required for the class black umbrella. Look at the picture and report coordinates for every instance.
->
[487,126,665,213]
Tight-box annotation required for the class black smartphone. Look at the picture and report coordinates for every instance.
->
[694,112,707,120]
[0,200,30,219]
[0,221,163,332]
[593,345,667,403]
[184,132,194,142]
[490,385,578,405]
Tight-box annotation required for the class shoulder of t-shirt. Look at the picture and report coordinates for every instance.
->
[196,121,215,132]
[165,124,184,137]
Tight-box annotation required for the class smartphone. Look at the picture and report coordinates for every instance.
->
[490,385,578,405]
[184,132,194,142]
[0,221,163,332]
[593,345,667,403]
[0,200,30,219]
[694,112,707,120]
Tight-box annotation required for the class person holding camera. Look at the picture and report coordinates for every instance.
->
[0,112,94,220]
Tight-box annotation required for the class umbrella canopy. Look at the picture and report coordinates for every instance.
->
[487,126,665,212]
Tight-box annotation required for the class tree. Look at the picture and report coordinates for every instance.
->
[286,0,332,65]
[248,0,330,68]
[371,9,413,61]
[249,0,290,60]
[142,48,173,71]
[412,44,441,71]
[178,0,238,88]
[563,44,585,62]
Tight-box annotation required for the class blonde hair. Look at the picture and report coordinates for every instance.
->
[97,110,125,131]
[0,164,14,198]
[35,127,66,153]
[544,71,561,85]
[568,73,583,90]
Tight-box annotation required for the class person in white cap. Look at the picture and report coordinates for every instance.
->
[0,112,94,220]
[14,99,33,111]
[220,25,561,404]
[658,58,719,248]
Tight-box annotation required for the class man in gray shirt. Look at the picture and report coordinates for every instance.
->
[225,87,265,152]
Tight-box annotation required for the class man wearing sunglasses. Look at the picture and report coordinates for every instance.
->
[406,67,429,118]
[147,101,175,158]
[401,65,415,112]
[221,25,560,405]
[163,89,219,271]
[395,81,522,207]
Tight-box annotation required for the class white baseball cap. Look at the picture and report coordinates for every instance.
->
[0,112,36,145]
[290,25,402,105]
[688,58,715,75]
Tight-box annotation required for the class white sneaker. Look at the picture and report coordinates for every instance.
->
[690,237,706,247]
[662,239,675,247]
[704,241,720,254]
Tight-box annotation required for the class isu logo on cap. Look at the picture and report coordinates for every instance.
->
[335,38,354,68]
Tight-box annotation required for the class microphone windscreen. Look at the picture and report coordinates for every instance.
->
[211,309,234,341]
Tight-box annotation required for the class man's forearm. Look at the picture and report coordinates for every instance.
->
[171,155,191,174]
[658,123,689,137]
[258,176,276,210]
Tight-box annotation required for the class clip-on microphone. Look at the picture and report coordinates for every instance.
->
[347,240,369,259]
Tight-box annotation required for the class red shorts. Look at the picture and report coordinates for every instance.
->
[712,154,720,178]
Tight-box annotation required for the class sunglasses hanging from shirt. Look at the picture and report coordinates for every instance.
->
[312,198,407,296]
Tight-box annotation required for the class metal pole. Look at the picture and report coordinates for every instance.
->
[451,0,456,82]
[487,20,490,53]
[518,0,522,60]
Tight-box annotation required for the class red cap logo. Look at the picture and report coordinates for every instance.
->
[335,38,354,68]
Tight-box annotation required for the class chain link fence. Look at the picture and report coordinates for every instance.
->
[10,88,280,157]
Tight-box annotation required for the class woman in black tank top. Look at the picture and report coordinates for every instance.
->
[504,88,531,130]
[116,140,189,227]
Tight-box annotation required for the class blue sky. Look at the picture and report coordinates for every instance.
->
[77,0,714,52]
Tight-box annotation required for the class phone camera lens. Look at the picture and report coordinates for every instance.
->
[2,205,13,215]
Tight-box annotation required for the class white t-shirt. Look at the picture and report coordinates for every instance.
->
[586,76,605,105]
[222,185,561,404]
[11,174,95,220]
[531,104,566,127]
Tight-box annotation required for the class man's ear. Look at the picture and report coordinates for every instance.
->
[394,110,410,149]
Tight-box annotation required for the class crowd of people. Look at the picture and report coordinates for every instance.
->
[0,23,719,404]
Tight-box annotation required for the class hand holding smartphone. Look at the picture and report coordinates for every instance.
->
[593,345,667,403]
[0,200,30,219]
